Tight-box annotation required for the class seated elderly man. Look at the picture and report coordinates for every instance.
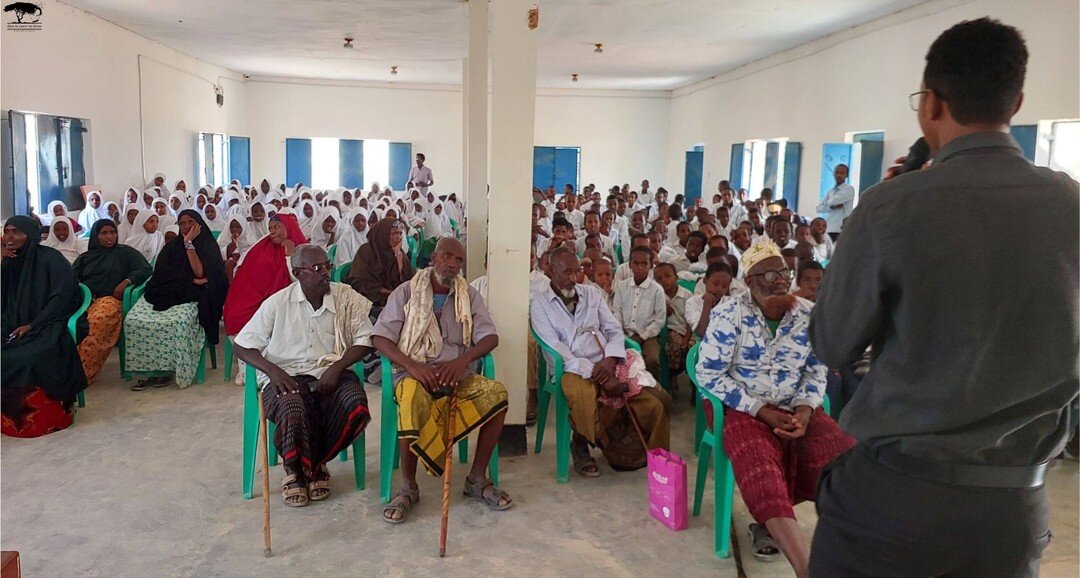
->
[531,246,670,477]
[234,244,374,508]
[695,241,853,577]
[373,237,511,523]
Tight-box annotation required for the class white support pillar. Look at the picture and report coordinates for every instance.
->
[464,0,489,282]
[486,0,537,427]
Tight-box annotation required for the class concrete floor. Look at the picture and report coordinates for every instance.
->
[2,351,1078,577]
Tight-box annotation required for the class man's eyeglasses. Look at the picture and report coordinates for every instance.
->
[908,90,929,112]
[301,261,333,274]
[747,268,793,283]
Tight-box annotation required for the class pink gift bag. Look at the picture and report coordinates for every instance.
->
[646,448,688,531]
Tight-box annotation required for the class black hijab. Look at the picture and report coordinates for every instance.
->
[347,217,414,306]
[73,220,153,298]
[145,209,229,344]
[2,215,87,416]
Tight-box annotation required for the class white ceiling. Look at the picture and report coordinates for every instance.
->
[62,0,930,90]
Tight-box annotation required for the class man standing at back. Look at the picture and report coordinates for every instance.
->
[809,18,1079,577]
[407,153,434,197]
[815,165,854,241]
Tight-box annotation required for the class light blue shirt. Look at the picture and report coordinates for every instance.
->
[695,293,825,416]
[816,182,856,233]
[530,283,627,378]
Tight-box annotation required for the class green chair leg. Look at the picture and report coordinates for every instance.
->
[76,390,86,408]
[242,364,260,499]
[554,390,570,483]
[194,345,207,384]
[692,433,713,516]
[207,341,217,370]
[533,387,552,453]
[694,394,705,455]
[223,338,233,382]
[380,358,398,503]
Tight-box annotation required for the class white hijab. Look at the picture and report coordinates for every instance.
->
[425,201,453,238]
[335,207,369,266]
[307,206,341,247]
[43,200,68,226]
[123,187,141,208]
[247,202,270,241]
[151,199,177,231]
[77,191,106,231]
[147,172,168,193]
[117,206,141,243]
[201,204,226,232]
[42,216,85,263]
[296,199,319,231]
[125,210,166,262]
[218,215,254,259]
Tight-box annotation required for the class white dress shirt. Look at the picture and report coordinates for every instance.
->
[612,276,667,341]
[565,209,585,231]
[530,283,627,378]
[816,183,856,233]
[235,282,374,386]
[665,286,693,336]
[407,165,434,196]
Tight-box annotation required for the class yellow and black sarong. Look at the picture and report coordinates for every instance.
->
[395,374,508,476]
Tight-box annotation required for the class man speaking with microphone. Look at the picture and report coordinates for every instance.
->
[808,18,1078,577]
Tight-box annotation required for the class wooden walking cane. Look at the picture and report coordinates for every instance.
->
[257,390,272,557]
[439,389,459,557]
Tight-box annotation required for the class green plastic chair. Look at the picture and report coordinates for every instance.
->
[677,278,696,292]
[332,263,350,283]
[211,230,221,240]
[407,235,419,269]
[379,354,499,503]
[120,279,212,384]
[68,283,92,409]
[241,361,366,499]
[327,244,337,264]
[689,343,830,559]
[614,244,624,265]
[531,327,641,482]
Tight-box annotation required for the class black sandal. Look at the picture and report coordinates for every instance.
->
[749,523,781,561]
[383,487,419,524]
[463,476,513,510]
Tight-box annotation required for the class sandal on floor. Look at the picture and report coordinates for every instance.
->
[308,466,331,501]
[572,438,601,477]
[281,474,309,507]
[383,487,420,524]
[749,523,781,561]
[463,476,513,510]
[150,375,171,388]
[131,379,152,392]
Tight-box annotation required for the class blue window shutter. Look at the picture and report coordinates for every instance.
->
[388,142,412,190]
[684,150,703,208]
[553,147,579,193]
[782,142,802,212]
[229,136,250,186]
[285,138,312,188]
[763,141,781,192]
[339,139,364,188]
[729,144,745,190]
[533,146,555,190]
[1010,124,1037,161]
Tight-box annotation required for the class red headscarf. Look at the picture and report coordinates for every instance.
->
[222,214,309,335]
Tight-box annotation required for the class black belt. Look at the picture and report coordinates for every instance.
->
[860,443,1048,489]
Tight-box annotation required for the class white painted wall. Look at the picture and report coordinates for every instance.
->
[666,0,1080,216]
[1,0,245,204]
[245,80,671,195]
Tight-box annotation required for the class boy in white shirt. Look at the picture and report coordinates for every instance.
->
[653,262,693,381]
[613,246,667,380]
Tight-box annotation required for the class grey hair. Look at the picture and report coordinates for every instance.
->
[289,244,328,270]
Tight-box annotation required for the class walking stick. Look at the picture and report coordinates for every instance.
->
[257,390,272,557]
[439,390,459,557]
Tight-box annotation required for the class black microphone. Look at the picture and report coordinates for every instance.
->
[897,137,930,175]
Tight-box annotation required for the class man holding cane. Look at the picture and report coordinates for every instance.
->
[809,18,1078,577]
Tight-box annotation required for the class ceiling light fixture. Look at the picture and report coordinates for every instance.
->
[391,66,398,76]
[594,43,603,54]
[343,37,354,49]
[571,74,579,82]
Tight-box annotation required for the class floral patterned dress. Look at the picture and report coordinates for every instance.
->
[122,297,204,387]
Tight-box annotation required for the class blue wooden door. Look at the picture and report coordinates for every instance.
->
[729,144,745,190]
[1010,124,1037,161]
[684,150,703,207]
[388,142,412,190]
[533,146,555,190]
[553,147,579,193]
[229,136,250,186]
[782,142,802,211]
[339,139,364,188]
[285,138,312,188]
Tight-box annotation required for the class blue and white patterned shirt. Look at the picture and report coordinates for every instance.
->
[695,293,825,416]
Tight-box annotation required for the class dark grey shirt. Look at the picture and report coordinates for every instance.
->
[811,131,1079,467]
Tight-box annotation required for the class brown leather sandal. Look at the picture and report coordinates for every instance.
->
[308,466,331,501]
[281,474,309,507]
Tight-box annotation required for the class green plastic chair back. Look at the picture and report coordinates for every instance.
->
[67,284,92,410]
[211,230,221,239]
[677,279,696,292]
[332,263,351,283]
[327,244,337,263]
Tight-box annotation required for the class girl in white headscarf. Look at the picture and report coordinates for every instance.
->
[425,201,454,239]
[43,200,69,226]
[117,205,141,243]
[219,215,253,262]
[125,210,166,262]
[77,191,107,232]
[335,207,369,266]
[173,179,188,196]
[147,172,168,192]
[140,189,157,210]
[295,199,319,233]
[217,190,242,212]
[123,187,141,208]
[307,206,341,247]
[151,198,177,232]
[102,201,122,226]
[167,193,187,216]
[444,193,463,223]
[42,216,86,263]
[247,201,270,241]
[201,203,227,232]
